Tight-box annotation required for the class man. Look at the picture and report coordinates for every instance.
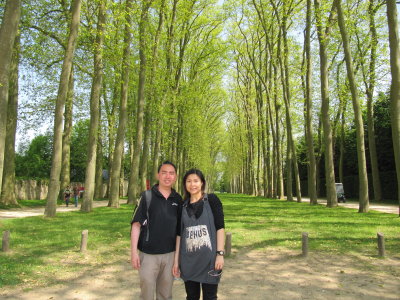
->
[131,161,182,300]
[73,184,79,207]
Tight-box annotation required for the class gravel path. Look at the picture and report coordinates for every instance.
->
[0,200,119,219]
[0,198,398,219]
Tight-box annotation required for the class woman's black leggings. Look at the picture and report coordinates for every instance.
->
[184,280,218,300]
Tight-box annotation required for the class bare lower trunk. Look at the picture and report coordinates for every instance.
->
[140,112,151,192]
[59,69,74,200]
[94,133,104,199]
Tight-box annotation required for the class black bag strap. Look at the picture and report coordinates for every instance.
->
[144,189,152,242]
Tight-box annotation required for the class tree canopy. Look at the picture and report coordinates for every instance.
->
[0,0,399,213]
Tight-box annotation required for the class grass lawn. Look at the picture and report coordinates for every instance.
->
[0,193,399,289]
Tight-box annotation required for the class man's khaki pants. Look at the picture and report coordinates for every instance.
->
[138,251,175,300]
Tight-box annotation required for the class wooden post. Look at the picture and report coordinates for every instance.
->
[2,231,10,252]
[302,232,309,257]
[225,232,232,256]
[80,230,88,252]
[377,232,385,257]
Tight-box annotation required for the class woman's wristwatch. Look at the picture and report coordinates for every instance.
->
[216,250,225,256]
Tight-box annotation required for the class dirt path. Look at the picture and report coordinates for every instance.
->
[1,248,399,300]
[1,199,398,220]
[0,200,116,219]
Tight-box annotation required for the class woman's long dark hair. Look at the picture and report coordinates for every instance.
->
[182,168,206,200]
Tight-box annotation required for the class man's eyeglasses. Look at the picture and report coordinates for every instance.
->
[208,269,222,277]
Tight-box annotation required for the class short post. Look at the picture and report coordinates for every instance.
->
[2,231,10,252]
[302,232,309,257]
[225,232,232,256]
[80,230,88,252]
[377,232,385,257]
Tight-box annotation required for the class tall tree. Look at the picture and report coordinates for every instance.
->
[335,0,369,212]
[81,0,107,212]
[364,0,382,202]
[303,0,318,205]
[45,0,82,217]
[0,34,19,206]
[0,0,21,197]
[386,0,400,215]
[127,0,153,204]
[314,0,337,207]
[108,0,133,208]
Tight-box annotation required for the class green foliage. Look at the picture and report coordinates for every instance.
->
[70,119,90,182]
[15,133,53,179]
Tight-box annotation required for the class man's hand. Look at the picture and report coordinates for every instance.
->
[130,222,141,270]
[131,250,140,270]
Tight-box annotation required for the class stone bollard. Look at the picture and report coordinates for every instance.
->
[2,231,10,252]
[377,232,385,257]
[225,232,232,256]
[302,232,309,257]
[80,230,88,252]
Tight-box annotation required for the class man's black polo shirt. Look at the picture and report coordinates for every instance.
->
[131,184,182,254]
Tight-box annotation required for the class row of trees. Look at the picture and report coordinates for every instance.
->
[0,0,399,216]
[0,0,228,216]
[222,0,400,213]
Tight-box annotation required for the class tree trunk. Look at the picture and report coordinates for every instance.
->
[304,0,318,205]
[314,0,337,207]
[336,0,369,212]
[363,0,382,202]
[0,34,19,206]
[81,0,106,212]
[45,0,81,217]
[59,69,74,200]
[386,0,400,215]
[273,65,284,200]
[140,111,151,192]
[127,0,153,204]
[94,131,104,199]
[108,0,133,208]
[0,0,21,197]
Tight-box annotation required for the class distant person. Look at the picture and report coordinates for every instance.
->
[173,168,225,300]
[64,186,71,207]
[73,184,79,207]
[79,185,85,199]
[130,161,182,300]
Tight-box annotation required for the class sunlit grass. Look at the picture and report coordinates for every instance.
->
[221,194,399,256]
[0,193,398,289]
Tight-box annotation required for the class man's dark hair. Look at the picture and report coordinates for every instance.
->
[158,160,177,173]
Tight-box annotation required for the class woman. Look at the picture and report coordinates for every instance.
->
[173,168,225,300]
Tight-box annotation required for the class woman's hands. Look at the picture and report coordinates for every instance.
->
[215,255,224,270]
[172,263,181,278]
